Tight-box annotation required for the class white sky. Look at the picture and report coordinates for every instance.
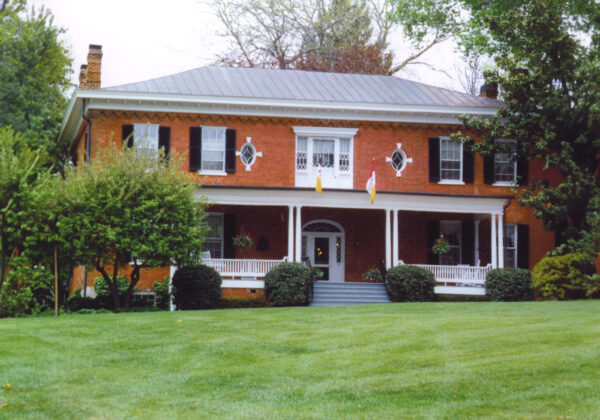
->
[31,0,465,92]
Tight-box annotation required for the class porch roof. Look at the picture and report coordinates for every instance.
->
[198,185,512,215]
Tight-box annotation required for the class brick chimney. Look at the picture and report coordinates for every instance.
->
[79,44,102,89]
[479,82,498,99]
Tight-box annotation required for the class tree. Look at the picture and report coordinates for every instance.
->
[393,0,600,258]
[210,0,447,74]
[60,145,208,309]
[0,127,43,293]
[0,0,72,171]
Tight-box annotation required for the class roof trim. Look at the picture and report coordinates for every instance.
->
[59,89,499,147]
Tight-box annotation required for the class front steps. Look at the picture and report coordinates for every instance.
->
[311,281,391,306]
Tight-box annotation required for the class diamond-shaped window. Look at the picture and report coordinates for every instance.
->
[240,143,256,166]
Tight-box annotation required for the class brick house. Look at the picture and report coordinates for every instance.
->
[59,45,558,301]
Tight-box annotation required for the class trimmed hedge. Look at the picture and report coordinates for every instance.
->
[264,262,312,307]
[152,277,171,310]
[385,265,436,302]
[217,298,267,309]
[532,253,593,300]
[171,265,222,310]
[486,268,533,301]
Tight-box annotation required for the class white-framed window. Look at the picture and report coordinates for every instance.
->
[439,221,462,265]
[293,126,357,189]
[494,139,517,185]
[240,142,256,167]
[204,213,224,259]
[503,224,517,268]
[440,137,462,182]
[133,123,159,157]
[201,127,226,172]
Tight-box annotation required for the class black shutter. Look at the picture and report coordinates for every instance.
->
[428,137,440,182]
[223,214,237,258]
[225,129,236,173]
[461,221,475,265]
[517,224,529,269]
[517,157,529,186]
[158,126,170,160]
[463,142,474,183]
[189,127,202,172]
[427,220,440,265]
[483,153,495,184]
[122,124,134,148]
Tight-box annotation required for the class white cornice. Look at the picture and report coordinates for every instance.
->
[197,187,508,214]
[59,89,500,147]
[292,126,359,137]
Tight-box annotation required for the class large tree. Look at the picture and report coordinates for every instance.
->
[60,145,208,309]
[210,0,447,74]
[0,127,43,293]
[0,0,72,171]
[393,0,600,258]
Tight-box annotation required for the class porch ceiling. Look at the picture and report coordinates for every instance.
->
[198,186,511,215]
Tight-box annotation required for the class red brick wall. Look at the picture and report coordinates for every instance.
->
[71,265,169,294]
[72,110,559,276]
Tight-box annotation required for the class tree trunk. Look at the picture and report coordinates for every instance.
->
[96,263,121,309]
[54,245,59,317]
[124,266,141,309]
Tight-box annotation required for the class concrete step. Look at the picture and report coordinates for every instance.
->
[311,281,391,306]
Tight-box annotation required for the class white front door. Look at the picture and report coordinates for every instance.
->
[304,232,344,282]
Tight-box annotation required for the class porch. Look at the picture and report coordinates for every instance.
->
[202,257,493,296]
[197,186,512,297]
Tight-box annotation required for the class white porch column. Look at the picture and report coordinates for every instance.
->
[491,214,498,268]
[385,209,392,269]
[474,220,480,266]
[287,206,294,261]
[498,213,504,268]
[295,206,302,262]
[392,209,399,267]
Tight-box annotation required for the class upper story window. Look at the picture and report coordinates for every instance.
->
[133,123,159,157]
[189,126,237,175]
[440,137,462,182]
[293,126,357,190]
[121,124,170,159]
[494,140,517,185]
[201,127,226,171]
[429,136,474,185]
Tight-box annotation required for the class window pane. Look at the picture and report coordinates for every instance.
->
[204,214,223,258]
[313,139,335,168]
[440,138,461,181]
[503,224,517,267]
[339,138,350,154]
[134,124,159,152]
[439,222,461,265]
[297,136,307,152]
[201,127,225,171]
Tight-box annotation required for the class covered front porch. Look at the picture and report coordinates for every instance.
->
[199,186,512,296]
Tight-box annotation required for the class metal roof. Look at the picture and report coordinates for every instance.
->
[102,66,501,109]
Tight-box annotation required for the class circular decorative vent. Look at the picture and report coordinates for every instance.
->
[386,143,413,177]
[240,142,256,166]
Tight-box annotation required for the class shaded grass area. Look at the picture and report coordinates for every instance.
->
[0,301,599,419]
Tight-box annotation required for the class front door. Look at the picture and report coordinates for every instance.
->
[304,232,344,282]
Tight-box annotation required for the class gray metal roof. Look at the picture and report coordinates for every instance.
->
[102,66,501,109]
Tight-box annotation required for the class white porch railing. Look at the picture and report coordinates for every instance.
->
[203,257,288,278]
[410,263,493,295]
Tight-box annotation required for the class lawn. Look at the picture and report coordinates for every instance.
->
[0,302,599,419]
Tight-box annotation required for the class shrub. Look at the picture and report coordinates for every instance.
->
[65,289,98,312]
[153,277,171,310]
[171,265,222,310]
[0,276,34,318]
[264,262,312,307]
[93,275,130,297]
[385,265,436,302]
[486,268,533,301]
[217,297,267,309]
[532,253,594,300]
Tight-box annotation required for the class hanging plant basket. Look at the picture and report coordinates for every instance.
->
[432,236,451,255]
[233,234,253,249]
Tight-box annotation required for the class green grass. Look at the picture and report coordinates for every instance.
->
[1,302,599,419]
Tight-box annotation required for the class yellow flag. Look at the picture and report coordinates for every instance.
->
[365,162,376,204]
[316,167,322,193]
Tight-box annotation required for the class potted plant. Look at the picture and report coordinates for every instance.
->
[362,267,382,282]
[432,235,451,255]
[233,234,253,249]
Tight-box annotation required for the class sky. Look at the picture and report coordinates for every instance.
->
[31,0,466,92]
